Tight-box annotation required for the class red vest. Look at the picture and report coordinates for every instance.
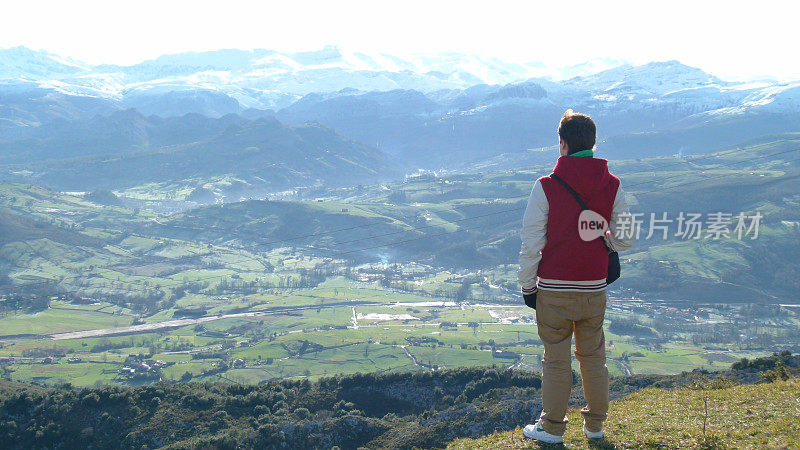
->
[537,155,620,282]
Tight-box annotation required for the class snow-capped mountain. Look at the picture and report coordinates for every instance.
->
[1,45,558,107]
[0,46,666,115]
[520,61,800,116]
[3,46,798,120]
[0,46,90,79]
[2,45,800,173]
[1,45,799,195]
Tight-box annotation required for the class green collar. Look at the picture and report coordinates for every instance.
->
[570,149,594,158]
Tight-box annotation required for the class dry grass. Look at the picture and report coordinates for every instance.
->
[448,378,800,449]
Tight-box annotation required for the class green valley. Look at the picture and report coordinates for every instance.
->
[1,135,799,387]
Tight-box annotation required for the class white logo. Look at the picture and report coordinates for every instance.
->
[578,210,608,242]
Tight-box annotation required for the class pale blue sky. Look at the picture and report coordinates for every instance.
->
[2,0,798,81]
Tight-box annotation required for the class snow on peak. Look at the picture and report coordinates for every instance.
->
[564,60,723,97]
[0,46,91,79]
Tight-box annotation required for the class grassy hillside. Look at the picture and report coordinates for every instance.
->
[448,378,800,449]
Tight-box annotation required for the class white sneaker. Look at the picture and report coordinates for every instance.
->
[583,421,604,439]
[523,420,564,444]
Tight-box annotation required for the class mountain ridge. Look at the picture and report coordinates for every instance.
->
[0,111,396,191]
[4,46,797,116]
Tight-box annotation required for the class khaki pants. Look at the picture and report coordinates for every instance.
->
[535,289,609,436]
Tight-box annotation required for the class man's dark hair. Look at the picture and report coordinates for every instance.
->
[558,109,596,154]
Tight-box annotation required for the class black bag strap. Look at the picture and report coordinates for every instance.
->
[550,173,612,251]
[550,173,589,211]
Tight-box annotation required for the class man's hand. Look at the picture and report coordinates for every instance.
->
[522,290,537,310]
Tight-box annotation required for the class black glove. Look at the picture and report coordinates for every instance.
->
[523,291,537,310]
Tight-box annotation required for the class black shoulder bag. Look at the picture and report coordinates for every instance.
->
[550,174,621,285]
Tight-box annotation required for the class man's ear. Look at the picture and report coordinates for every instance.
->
[559,139,569,155]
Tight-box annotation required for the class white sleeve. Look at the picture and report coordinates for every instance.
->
[517,180,548,293]
[606,184,635,252]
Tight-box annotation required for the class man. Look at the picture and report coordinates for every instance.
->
[518,110,634,444]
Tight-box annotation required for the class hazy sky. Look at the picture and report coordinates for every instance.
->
[2,0,798,81]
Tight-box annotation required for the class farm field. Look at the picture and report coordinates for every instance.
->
[0,276,785,386]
